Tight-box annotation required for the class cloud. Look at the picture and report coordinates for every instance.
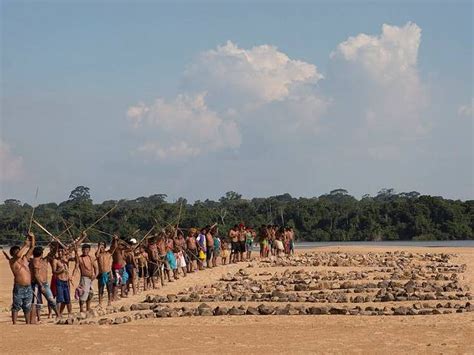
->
[127,93,241,160]
[458,98,473,117]
[328,22,428,158]
[0,140,24,182]
[128,23,428,162]
[183,41,323,110]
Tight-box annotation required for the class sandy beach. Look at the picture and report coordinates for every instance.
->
[1,245,473,354]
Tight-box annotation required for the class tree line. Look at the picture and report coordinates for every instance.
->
[0,186,472,244]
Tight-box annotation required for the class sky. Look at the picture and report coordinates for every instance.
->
[1,0,473,204]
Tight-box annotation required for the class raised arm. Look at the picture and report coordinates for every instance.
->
[71,247,80,278]
[2,250,11,261]
[24,232,36,259]
[108,235,118,255]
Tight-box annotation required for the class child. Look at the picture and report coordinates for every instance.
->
[221,239,230,265]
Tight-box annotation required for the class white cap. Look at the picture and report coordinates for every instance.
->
[130,238,137,244]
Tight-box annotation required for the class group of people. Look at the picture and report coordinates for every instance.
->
[4,222,296,324]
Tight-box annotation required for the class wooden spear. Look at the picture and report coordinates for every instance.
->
[33,219,67,249]
[28,187,39,234]
[82,204,118,233]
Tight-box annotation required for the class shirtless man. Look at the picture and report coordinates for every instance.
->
[75,244,97,312]
[146,238,160,289]
[228,225,239,263]
[157,235,172,282]
[205,225,215,268]
[186,228,198,272]
[53,246,75,317]
[288,227,295,255]
[112,238,128,300]
[125,242,137,296]
[96,237,117,307]
[136,245,149,291]
[6,232,35,324]
[31,245,59,318]
[238,224,246,262]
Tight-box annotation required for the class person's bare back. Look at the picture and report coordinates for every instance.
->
[97,251,113,273]
[31,257,49,284]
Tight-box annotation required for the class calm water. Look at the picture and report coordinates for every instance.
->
[1,240,473,249]
[294,240,474,249]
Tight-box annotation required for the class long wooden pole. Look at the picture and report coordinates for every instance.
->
[33,219,67,249]
[28,187,39,233]
[82,204,118,233]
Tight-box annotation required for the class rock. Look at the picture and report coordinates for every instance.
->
[349,308,360,315]
[381,293,395,302]
[257,304,275,315]
[113,317,124,325]
[213,307,229,316]
[353,296,365,303]
[136,303,151,311]
[329,307,347,315]
[98,318,112,325]
[199,308,213,316]
[120,305,129,312]
[154,310,169,318]
[228,307,246,316]
[246,307,260,316]
[392,306,408,315]
[167,294,177,302]
[198,303,211,310]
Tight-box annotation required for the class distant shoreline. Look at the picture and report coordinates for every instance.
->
[1,239,473,249]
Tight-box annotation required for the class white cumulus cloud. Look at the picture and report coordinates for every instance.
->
[0,140,24,182]
[329,22,428,158]
[183,41,323,110]
[127,93,241,160]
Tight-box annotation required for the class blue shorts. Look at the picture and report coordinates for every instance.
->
[33,282,56,308]
[12,284,33,313]
[125,264,134,278]
[56,279,71,304]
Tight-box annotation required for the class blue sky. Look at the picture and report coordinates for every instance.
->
[1,1,473,204]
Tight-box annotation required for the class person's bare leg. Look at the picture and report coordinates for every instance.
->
[66,303,72,315]
[11,310,18,325]
[24,310,31,324]
[79,301,85,313]
[58,303,64,317]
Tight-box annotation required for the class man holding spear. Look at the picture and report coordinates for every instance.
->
[5,232,36,324]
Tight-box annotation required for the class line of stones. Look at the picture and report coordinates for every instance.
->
[57,300,474,326]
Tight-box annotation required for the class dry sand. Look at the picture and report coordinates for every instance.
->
[0,245,473,354]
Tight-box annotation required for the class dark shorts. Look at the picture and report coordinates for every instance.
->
[148,262,158,277]
[138,265,148,278]
[231,242,239,253]
[188,249,198,260]
[206,247,213,260]
[12,284,33,313]
[56,279,71,304]
[239,241,246,253]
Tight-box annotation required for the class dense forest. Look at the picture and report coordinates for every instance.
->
[0,186,472,244]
